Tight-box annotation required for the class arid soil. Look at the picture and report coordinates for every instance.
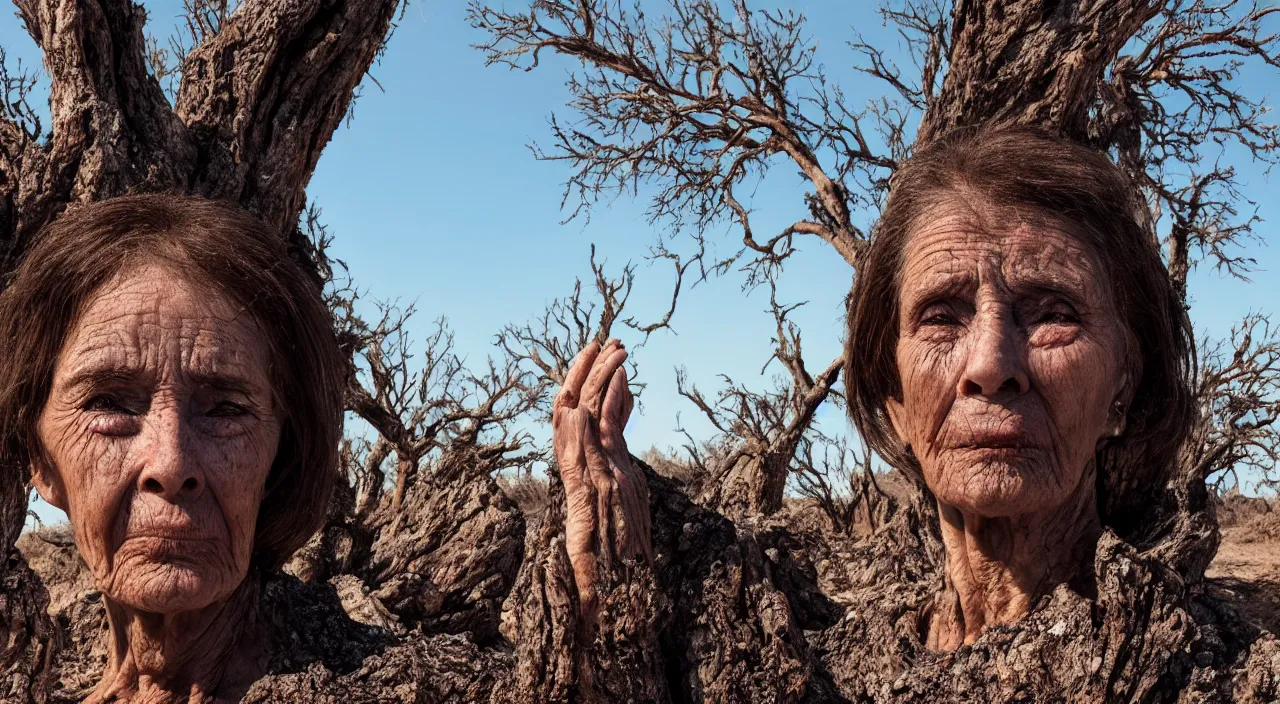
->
[1205,494,1280,637]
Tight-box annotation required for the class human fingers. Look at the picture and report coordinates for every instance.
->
[581,342,627,417]
[613,460,652,562]
[554,410,591,498]
[621,372,634,429]
[600,366,630,455]
[554,340,602,414]
[581,413,614,492]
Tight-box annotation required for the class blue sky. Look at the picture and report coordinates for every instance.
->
[6,2,1279,524]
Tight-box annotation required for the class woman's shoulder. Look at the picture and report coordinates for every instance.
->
[814,530,1280,702]
[246,573,513,702]
[244,632,509,703]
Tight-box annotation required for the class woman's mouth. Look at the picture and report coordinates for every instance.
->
[946,420,1039,452]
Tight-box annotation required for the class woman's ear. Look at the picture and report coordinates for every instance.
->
[1102,372,1135,442]
[29,456,68,511]
[885,397,910,452]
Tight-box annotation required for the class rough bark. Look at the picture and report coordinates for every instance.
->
[1,549,56,703]
[704,453,793,521]
[7,0,1280,701]
[285,449,527,646]
[499,460,835,703]
[2,0,399,259]
[918,0,1161,145]
[361,465,526,644]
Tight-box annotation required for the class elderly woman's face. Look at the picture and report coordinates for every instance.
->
[32,262,281,613]
[887,204,1129,517]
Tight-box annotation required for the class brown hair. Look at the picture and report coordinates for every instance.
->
[845,127,1196,540]
[0,194,344,571]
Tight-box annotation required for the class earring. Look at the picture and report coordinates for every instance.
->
[1109,400,1127,438]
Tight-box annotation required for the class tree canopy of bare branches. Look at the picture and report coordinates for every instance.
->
[471,0,1280,517]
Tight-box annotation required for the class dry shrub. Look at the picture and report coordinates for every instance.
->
[640,446,711,495]
[1217,491,1280,543]
[497,473,550,518]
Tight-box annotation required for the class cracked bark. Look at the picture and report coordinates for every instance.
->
[918,0,1161,145]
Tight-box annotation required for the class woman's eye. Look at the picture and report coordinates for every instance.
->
[207,401,250,418]
[1036,307,1080,326]
[83,395,135,414]
[919,306,960,327]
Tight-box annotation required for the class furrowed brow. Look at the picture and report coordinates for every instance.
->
[902,273,975,312]
[1010,273,1090,302]
[61,366,147,393]
[188,370,263,397]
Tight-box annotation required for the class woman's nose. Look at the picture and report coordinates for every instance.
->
[137,413,205,502]
[957,312,1030,398]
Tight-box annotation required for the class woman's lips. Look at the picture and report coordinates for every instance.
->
[946,422,1038,451]
[122,522,214,543]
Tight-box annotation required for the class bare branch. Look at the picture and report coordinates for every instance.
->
[674,277,842,518]
[332,279,545,515]
[1185,313,1280,491]
[1102,1,1280,286]
[792,433,891,534]
[469,0,884,280]
[498,244,679,420]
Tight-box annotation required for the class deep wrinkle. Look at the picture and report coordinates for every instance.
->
[888,200,1129,649]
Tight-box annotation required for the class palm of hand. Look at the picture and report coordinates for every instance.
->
[552,339,653,617]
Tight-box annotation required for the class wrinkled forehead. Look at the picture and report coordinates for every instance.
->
[899,199,1110,297]
[54,263,270,387]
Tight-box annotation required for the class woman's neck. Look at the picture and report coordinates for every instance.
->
[89,577,266,704]
[928,464,1101,651]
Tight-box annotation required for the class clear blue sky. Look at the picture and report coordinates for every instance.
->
[5,2,1279,525]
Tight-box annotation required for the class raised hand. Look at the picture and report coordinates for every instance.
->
[552,339,653,620]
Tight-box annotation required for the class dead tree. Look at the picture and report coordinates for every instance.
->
[1186,313,1280,492]
[791,433,892,536]
[674,280,841,519]
[470,3,1280,697]
[316,279,545,643]
[496,244,684,421]
[470,0,1280,539]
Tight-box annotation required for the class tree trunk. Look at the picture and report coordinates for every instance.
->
[5,0,1266,700]
[918,0,1160,145]
[702,453,790,520]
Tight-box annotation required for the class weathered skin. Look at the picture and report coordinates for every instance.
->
[886,200,1131,649]
[29,262,282,703]
[552,339,652,625]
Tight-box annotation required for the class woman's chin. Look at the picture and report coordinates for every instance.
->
[932,455,1066,517]
[104,556,241,613]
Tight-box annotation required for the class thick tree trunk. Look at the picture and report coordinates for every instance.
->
[918,0,1160,145]
[702,453,790,520]
[500,462,832,703]
[5,0,1267,701]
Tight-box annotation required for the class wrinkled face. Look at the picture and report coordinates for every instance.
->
[33,262,281,613]
[887,202,1130,517]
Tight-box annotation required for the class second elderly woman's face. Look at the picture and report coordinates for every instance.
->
[887,201,1130,517]
[32,262,281,613]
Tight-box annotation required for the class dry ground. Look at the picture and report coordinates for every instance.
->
[1206,493,1280,636]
